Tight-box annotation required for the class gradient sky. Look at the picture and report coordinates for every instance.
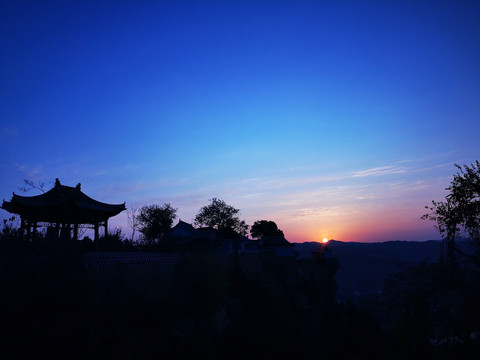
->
[1,0,479,242]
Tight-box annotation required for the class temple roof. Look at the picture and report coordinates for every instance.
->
[1,179,126,224]
[169,220,198,238]
[260,235,295,247]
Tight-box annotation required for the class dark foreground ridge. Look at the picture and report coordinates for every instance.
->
[0,249,348,359]
[1,239,479,359]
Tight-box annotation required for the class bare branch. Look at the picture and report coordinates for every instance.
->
[126,204,140,242]
[19,179,46,193]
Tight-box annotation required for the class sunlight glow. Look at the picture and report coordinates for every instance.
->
[323,238,329,243]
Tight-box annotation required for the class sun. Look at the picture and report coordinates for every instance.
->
[322,238,329,243]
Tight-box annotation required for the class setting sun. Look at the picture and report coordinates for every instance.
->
[323,238,329,243]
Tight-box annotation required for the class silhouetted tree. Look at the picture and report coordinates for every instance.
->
[250,220,284,239]
[194,198,249,236]
[423,161,480,264]
[137,203,177,245]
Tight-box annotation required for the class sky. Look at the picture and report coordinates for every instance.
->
[1,0,479,243]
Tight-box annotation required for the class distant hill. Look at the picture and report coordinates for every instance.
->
[294,240,443,302]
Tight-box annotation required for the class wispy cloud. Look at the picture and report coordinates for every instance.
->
[288,206,342,220]
[411,163,450,173]
[123,164,142,172]
[0,126,19,140]
[352,166,407,178]
[14,163,44,178]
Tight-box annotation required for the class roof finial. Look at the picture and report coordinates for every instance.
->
[55,178,60,187]
[76,183,81,190]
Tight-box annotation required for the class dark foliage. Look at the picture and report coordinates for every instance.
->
[0,216,22,250]
[351,260,480,360]
[194,198,249,236]
[423,161,480,263]
[250,219,284,239]
[97,228,135,252]
[137,203,177,246]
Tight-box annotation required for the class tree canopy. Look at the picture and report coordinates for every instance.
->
[250,220,284,239]
[423,161,480,262]
[194,198,249,236]
[137,203,177,245]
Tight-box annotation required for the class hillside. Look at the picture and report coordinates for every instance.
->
[294,240,443,301]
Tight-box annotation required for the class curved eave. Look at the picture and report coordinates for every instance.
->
[2,195,126,224]
[1,200,16,214]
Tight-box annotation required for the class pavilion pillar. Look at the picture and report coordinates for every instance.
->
[73,223,78,241]
[60,224,66,241]
[26,220,31,242]
[20,217,25,241]
[94,222,99,250]
[56,222,60,240]
[32,221,38,242]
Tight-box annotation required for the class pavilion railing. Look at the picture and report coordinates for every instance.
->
[84,252,182,268]
[0,252,182,270]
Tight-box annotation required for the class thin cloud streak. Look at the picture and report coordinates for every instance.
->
[352,166,407,178]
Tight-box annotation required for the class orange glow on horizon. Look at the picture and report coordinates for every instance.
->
[281,206,438,243]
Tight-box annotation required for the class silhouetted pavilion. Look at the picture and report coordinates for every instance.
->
[1,179,126,243]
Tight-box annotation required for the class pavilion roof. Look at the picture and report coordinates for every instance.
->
[1,179,126,224]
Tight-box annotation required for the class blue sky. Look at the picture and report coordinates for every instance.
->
[1,0,479,242]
